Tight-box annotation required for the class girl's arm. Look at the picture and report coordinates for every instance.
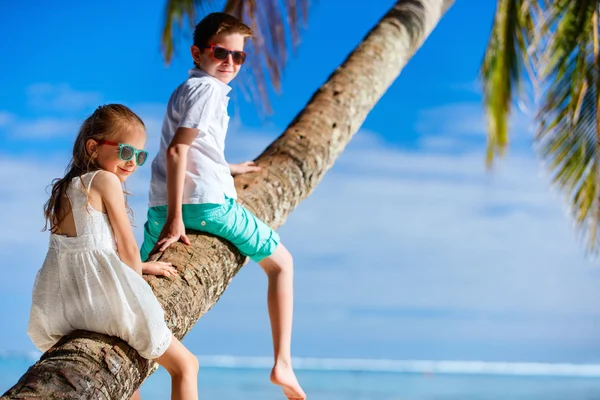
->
[92,170,142,276]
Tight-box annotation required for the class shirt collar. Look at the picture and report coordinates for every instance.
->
[188,68,232,96]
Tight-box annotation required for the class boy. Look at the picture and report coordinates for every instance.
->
[141,12,306,400]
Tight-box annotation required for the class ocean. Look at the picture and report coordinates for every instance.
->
[2,355,600,399]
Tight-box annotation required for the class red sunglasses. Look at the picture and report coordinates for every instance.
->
[200,45,247,65]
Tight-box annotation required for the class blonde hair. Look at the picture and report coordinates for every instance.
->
[43,104,145,233]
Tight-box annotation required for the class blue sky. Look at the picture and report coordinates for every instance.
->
[1,0,600,366]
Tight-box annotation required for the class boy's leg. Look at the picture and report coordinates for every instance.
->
[186,199,305,399]
[141,203,224,260]
[258,244,305,400]
[140,206,168,261]
[183,198,280,262]
[258,245,293,362]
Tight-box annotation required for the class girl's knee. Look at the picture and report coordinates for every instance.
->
[187,354,200,375]
[158,340,199,378]
[171,353,199,378]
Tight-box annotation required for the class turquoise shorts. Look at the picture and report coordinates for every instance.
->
[140,197,280,263]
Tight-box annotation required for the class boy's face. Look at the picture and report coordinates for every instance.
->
[192,32,246,84]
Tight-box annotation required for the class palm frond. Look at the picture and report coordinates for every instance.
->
[535,0,600,251]
[480,0,535,168]
[161,0,309,113]
[161,0,196,64]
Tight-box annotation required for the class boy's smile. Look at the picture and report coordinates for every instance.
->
[192,32,246,84]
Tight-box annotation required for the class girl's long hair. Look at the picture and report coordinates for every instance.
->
[43,104,145,233]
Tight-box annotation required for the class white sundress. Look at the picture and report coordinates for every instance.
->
[27,171,172,359]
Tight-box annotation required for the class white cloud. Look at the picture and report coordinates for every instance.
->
[450,80,483,94]
[419,135,463,150]
[415,102,535,151]
[277,147,594,316]
[12,118,80,138]
[2,100,163,142]
[0,84,97,140]
[27,83,102,113]
[0,111,15,128]
[129,103,167,156]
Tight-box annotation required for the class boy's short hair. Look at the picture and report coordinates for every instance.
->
[193,12,253,48]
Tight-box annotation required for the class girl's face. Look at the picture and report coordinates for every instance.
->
[87,126,147,182]
[192,32,246,84]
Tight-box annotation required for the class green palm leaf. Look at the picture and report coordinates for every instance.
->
[480,0,535,168]
[535,0,600,251]
[482,0,600,252]
[161,0,309,113]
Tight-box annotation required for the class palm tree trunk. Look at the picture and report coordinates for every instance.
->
[2,0,454,398]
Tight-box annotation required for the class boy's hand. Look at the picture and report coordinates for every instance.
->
[142,261,178,278]
[229,161,261,176]
[152,216,191,255]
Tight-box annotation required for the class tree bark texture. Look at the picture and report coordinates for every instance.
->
[2,1,454,398]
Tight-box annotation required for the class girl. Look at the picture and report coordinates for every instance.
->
[27,104,199,400]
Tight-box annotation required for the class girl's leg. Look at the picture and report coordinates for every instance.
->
[130,390,141,400]
[154,336,199,400]
[258,243,306,400]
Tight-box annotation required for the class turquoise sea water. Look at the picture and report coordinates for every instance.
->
[3,355,600,399]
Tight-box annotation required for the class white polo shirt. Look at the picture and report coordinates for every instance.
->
[148,68,236,207]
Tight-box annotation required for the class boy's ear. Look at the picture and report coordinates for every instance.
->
[190,45,202,63]
[85,139,98,158]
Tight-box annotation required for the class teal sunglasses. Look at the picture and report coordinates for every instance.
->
[98,140,149,166]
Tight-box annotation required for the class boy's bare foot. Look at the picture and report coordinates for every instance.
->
[270,362,306,400]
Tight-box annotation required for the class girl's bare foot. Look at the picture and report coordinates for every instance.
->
[270,361,306,400]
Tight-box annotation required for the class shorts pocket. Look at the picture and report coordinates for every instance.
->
[147,206,168,235]
[184,203,229,233]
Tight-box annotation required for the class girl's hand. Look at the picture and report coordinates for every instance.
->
[229,161,261,176]
[142,261,177,277]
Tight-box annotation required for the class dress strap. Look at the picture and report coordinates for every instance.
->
[67,171,101,236]
[84,170,100,193]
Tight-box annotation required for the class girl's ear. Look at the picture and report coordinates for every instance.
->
[85,139,98,158]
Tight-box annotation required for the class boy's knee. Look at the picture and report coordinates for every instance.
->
[278,244,293,268]
[281,250,293,271]
[261,246,293,276]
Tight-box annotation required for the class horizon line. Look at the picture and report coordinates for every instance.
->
[3,351,600,378]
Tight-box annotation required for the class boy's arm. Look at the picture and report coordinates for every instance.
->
[93,170,143,276]
[151,83,221,255]
[153,127,199,253]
